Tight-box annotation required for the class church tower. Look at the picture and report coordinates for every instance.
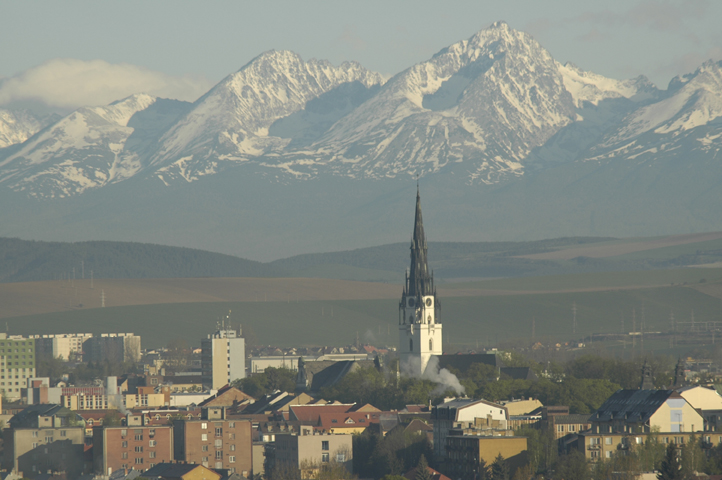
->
[399,187,442,375]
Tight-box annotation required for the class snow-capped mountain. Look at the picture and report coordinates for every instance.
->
[148,51,384,184]
[584,60,722,163]
[272,21,577,183]
[0,109,52,149]
[0,21,719,201]
[0,94,190,197]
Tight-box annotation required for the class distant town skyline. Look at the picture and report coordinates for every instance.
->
[1,0,720,112]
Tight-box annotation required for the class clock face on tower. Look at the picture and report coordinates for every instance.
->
[426,298,432,307]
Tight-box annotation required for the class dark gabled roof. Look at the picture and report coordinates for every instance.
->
[309,360,374,392]
[500,367,538,381]
[554,414,593,425]
[9,404,81,428]
[437,354,505,372]
[592,389,682,423]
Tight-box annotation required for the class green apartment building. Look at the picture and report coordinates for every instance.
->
[0,335,36,400]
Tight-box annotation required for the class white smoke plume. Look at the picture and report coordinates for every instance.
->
[401,355,465,395]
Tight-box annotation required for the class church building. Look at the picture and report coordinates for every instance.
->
[398,188,443,375]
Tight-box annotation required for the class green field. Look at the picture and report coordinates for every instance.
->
[444,267,722,292]
[7,279,721,352]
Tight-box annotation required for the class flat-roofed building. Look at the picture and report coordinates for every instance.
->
[201,327,245,389]
[431,398,508,458]
[93,414,173,475]
[0,334,36,401]
[446,435,527,479]
[272,426,352,479]
[173,407,253,476]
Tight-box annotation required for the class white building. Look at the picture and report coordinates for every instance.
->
[201,326,245,389]
[398,188,442,376]
[0,334,36,400]
[432,398,509,458]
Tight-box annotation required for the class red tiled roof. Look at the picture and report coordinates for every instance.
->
[317,412,381,429]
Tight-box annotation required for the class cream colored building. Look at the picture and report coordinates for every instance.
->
[30,333,93,360]
[201,326,245,389]
[61,393,166,410]
[273,426,352,478]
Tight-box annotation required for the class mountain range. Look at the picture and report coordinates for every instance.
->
[0,21,720,261]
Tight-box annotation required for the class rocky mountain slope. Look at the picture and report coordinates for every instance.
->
[0,22,720,260]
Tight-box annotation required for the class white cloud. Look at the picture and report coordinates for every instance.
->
[0,59,214,110]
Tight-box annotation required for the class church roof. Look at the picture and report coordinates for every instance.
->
[406,187,434,298]
[437,353,505,371]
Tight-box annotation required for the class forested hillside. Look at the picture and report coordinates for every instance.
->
[0,238,278,282]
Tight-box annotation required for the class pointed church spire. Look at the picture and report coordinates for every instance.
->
[407,187,433,297]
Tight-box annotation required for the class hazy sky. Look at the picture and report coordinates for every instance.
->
[2,0,721,110]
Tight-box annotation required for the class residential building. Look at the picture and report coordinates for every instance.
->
[0,334,36,401]
[271,426,352,479]
[676,385,722,431]
[197,385,254,408]
[2,404,85,478]
[173,407,252,476]
[431,398,509,458]
[84,333,141,364]
[61,392,167,410]
[500,398,543,416]
[398,188,443,376]
[590,389,704,435]
[201,326,245,389]
[30,333,93,360]
[580,389,706,461]
[143,463,222,480]
[446,435,528,479]
[538,406,592,440]
[93,414,173,475]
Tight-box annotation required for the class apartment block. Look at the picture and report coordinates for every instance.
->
[30,333,93,361]
[84,333,141,364]
[173,407,252,476]
[201,327,245,389]
[0,334,36,401]
[272,426,353,478]
[93,414,173,475]
[2,404,85,478]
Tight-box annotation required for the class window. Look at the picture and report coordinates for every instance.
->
[429,339,433,350]
[215,439,223,448]
[605,451,612,458]
[322,441,329,451]
[149,429,155,437]
[45,436,53,443]
[150,451,156,459]
[590,451,599,458]
[605,438,612,445]
[122,452,128,459]
[135,446,143,453]
[229,456,236,463]
[229,422,235,428]
[32,442,39,448]
[337,453,346,462]
[202,445,209,452]
[122,441,128,448]
[635,437,643,445]
[135,458,143,465]
[230,433,236,440]
[216,427,223,437]
[201,422,208,429]
[557,425,564,432]
[202,434,208,441]
[216,450,223,459]
[32,431,38,437]
[322,453,329,463]
[590,438,600,445]
[121,429,127,437]
[230,444,236,451]
[135,434,143,441]
[149,440,156,447]
[202,456,209,462]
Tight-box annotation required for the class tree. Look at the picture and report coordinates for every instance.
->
[164,338,191,373]
[414,455,433,480]
[491,453,510,480]
[657,443,683,480]
[553,451,589,480]
[103,410,123,426]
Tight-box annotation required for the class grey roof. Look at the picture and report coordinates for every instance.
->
[9,404,82,428]
[308,360,374,392]
[592,389,682,423]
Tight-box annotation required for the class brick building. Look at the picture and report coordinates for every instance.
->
[173,407,253,476]
[92,414,173,475]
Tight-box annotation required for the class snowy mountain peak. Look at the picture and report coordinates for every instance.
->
[558,62,658,108]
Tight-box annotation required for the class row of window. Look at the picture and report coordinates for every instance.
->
[201,454,237,462]
[121,451,158,458]
[121,440,157,448]
[199,422,237,429]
